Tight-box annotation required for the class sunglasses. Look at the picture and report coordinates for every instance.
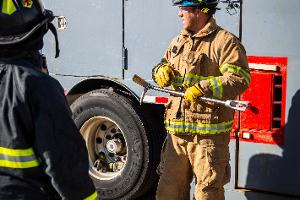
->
[179,6,196,11]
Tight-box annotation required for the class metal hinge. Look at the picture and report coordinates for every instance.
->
[122,47,128,70]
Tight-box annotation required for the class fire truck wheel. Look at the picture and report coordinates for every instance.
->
[71,89,159,199]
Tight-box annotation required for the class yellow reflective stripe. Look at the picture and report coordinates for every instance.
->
[220,64,250,85]
[0,147,35,157]
[84,191,98,200]
[0,159,40,168]
[165,120,233,134]
[2,0,17,15]
[0,147,40,169]
[172,74,214,87]
[209,77,223,99]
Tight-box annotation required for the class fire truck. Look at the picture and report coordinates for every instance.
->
[43,0,300,199]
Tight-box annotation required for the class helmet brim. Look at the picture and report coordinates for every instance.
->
[172,0,219,8]
[0,17,48,45]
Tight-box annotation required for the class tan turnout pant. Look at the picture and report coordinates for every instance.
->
[156,133,231,200]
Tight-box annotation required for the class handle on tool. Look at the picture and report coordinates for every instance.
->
[132,74,249,111]
[132,74,152,89]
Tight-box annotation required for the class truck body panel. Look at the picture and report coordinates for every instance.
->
[43,0,300,199]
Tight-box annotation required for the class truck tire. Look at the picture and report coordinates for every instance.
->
[71,89,163,199]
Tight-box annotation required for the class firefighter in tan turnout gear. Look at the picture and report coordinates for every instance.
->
[0,0,97,199]
[152,0,250,199]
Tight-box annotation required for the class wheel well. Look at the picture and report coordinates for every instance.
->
[66,78,139,106]
[66,78,165,124]
[66,77,166,144]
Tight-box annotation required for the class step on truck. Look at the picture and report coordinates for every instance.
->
[43,0,300,199]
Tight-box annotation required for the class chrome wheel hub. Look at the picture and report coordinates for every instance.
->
[80,116,128,180]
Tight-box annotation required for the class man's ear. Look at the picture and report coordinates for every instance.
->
[196,9,210,19]
[195,9,204,17]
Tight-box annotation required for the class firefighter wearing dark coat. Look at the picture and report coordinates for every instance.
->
[0,0,97,199]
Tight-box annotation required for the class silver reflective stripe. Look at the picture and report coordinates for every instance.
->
[0,154,37,162]
[165,120,233,134]
[209,77,223,99]
[172,74,213,86]
[220,64,250,85]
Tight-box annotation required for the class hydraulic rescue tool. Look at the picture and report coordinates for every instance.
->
[132,74,249,111]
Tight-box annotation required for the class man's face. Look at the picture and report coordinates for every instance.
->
[178,6,208,33]
[178,7,198,31]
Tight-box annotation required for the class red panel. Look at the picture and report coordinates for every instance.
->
[230,56,288,145]
[240,72,273,130]
[247,56,287,131]
[238,129,284,145]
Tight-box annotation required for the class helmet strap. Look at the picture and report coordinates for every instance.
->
[48,23,60,58]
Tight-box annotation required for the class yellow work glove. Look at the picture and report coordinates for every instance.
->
[184,83,205,104]
[152,59,175,88]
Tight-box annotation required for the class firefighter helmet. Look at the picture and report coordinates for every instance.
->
[172,0,219,7]
[0,0,60,56]
[0,0,55,44]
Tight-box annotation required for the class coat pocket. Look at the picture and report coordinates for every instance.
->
[165,97,182,120]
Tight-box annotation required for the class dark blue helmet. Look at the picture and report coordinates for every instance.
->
[172,0,219,7]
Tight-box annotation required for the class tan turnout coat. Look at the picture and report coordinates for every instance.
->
[163,18,250,135]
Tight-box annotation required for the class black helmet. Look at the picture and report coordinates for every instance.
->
[172,0,219,8]
[0,0,60,57]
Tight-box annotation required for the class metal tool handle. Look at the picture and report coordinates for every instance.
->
[132,74,249,111]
